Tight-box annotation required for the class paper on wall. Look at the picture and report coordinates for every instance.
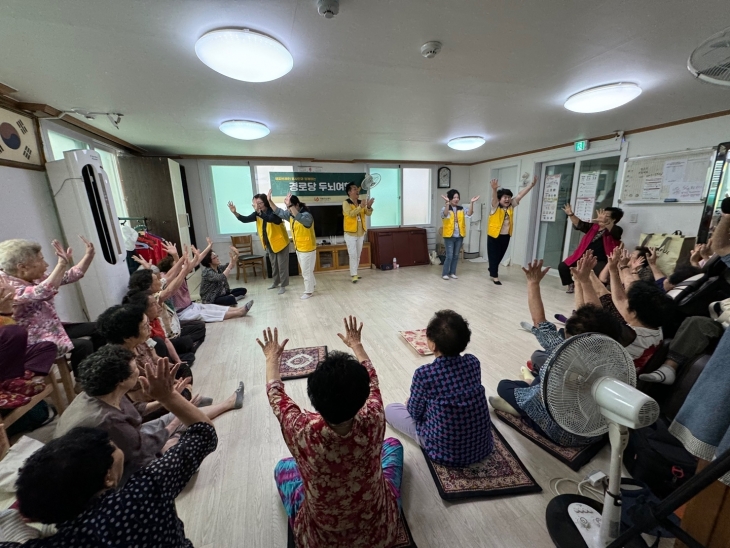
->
[641,176,663,200]
[668,182,704,201]
[663,159,688,185]
[574,197,596,222]
[577,171,599,198]
[540,174,561,222]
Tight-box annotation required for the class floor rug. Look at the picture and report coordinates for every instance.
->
[494,410,607,471]
[398,329,433,356]
[287,509,417,547]
[421,424,542,501]
[279,346,327,380]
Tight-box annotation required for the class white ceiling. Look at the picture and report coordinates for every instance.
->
[1,0,729,162]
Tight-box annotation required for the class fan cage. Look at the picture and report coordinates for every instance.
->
[688,27,730,87]
[542,333,636,437]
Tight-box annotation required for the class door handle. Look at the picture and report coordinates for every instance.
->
[185,213,190,227]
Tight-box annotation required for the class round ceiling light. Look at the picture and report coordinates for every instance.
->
[564,82,642,113]
[219,120,270,140]
[195,29,293,83]
[448,136,486,151]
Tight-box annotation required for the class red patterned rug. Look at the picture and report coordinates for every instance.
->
[421,424,542,501]
[494,410,607,471]
[279,346,327,380]
[287,509,417,547]
[399,329,433,356]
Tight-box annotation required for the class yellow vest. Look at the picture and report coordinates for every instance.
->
[343,200,367,233]
[256,217,289,253]
[442,207,466,238]
[487,206,514,238]
[291,216,316,252]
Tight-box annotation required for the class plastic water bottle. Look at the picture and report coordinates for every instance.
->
[393,257,397,270]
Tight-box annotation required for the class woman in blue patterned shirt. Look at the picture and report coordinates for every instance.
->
[385,310,493,466]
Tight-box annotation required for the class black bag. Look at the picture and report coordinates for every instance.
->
[623,417,697,499]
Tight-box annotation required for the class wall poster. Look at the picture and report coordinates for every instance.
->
[0,106,42,168]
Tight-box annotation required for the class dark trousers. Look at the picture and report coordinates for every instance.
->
[63,322,105,374]
[557,259,606,286]
[213,287,247,307]
[0,324,57,379]
[496,379,551,439]
[178,320,206,353]
[487,235,511,278]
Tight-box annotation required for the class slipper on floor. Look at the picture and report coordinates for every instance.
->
[234,381,244,409]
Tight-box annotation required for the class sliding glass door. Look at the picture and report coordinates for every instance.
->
[536,162,576,269]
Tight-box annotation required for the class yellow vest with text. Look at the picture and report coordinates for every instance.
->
[343,200,367,233]
[256,217,289,253]
[442,207,466,238]
[487,206,514,238]
[291,216,316,253]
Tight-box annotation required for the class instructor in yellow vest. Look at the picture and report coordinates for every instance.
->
[269,189,317,300]
[228,194,290,294]
[486,176,537,285]
[343,182,374,283]
[441,189,479,280]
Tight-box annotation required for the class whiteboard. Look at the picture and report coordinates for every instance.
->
[619,149,715,204]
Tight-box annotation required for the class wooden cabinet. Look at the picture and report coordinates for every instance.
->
[314,243,371,272]
[369,228,429,268]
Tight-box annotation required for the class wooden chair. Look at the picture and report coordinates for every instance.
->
[231,235,266,282]
[436,227,465,262]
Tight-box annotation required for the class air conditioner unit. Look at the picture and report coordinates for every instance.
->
[46,149,129,320]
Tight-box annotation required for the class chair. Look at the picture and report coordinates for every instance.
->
[231,235,266,282]
[436,227,465,263]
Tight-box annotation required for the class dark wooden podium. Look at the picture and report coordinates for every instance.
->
[368,227,429,268]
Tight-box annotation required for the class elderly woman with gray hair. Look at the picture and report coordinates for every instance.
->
[0,237,103,373]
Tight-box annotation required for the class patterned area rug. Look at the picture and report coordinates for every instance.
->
[494,410,607,471]
[421,424,542,501]
[279,346,327,380]
[287,509,417,547]
[398,329,433,356]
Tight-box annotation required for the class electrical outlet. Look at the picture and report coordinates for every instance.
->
[585,470,607,487]
[630,213,638,223]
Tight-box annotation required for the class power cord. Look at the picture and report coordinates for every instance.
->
[549,470,607,502]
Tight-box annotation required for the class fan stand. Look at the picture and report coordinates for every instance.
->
[546,422,636,548]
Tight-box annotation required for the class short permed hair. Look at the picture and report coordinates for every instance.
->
[157,256,174,273]
[627,281,674,329]
[565,304,623,340]
[78,345,135,396]
[128,269,154,292]
[200,251,214,268]
[497,188,513,200]
[605,207,624,223]
[307,351,370,425]
[446,189,460,201]
[426,309,471,357]
[0,239,42,276]
[122,289,152,308]
[15,427,115,524]
[97,304,147,344]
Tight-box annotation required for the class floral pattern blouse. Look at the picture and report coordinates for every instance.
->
[200,265,231,304]
[1,267,84,357]
[267,360,400,548]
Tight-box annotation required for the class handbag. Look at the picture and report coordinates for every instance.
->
[640,230,696,275]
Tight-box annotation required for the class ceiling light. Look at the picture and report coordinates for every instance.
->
[219,120,270,140]
[195,29,293,83]
[564,83,642,113]
[448,136,486,151]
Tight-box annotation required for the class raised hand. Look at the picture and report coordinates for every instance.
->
[441,194,450,204]
[162,240,178,256]
[0,278,15,315]
[630,253,646,271]
[608,247,622,267]
[284,192,292,208]
[470,195,480,203]
[79,235,95,257]
[256,327,289,361]
[367,198,375,208]
[647,247,658,265]
[619,247,631,268]
[229,246,239,262]
[521,259,550,284]
[592,208,606,225]
[702,238,714,259]
[490,179,499,191]
[337,316,364,349]
[206,237,213,248]
[267,187,274,205]
[227,201,237,215]
[132,255,152,269]
[52,239,73,266]
[571,253,597,282]
[530,175,538,188]
[562,204,574,217]
[139,358,179,402]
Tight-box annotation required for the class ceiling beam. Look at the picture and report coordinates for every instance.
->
[170,154,471,166]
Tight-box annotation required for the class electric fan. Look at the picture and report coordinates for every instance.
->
[360,173,381,198]
[542,333,660,548]
[688,26,730,87]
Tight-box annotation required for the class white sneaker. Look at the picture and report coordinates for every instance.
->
[520,321,533,333]
[450,274,458,279]
[300,293,312,300]
[442,275,449,280]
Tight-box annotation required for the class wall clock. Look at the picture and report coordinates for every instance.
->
[437,166,451,188]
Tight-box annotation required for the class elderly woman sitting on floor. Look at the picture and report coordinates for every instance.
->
[0,237,104,373]
[55,345,243,485]
[199,247,248,306]
[6,360,220,546]
[260,317,403,548]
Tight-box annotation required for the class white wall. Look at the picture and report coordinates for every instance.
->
[469,114,730,268]
[0,165,86,322]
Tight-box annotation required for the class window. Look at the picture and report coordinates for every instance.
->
[402,168,431,225]
[369,167,401,227]
[210,165,256,235]
[47,130,88,161]
[255,165,293,195]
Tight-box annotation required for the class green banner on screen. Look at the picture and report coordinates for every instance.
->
[270,172,366,204]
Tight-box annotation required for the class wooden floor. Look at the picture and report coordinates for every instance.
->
[175,262,612,548]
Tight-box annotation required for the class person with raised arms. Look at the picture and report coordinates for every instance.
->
[343,182,374,283]
[440,189,479,281]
